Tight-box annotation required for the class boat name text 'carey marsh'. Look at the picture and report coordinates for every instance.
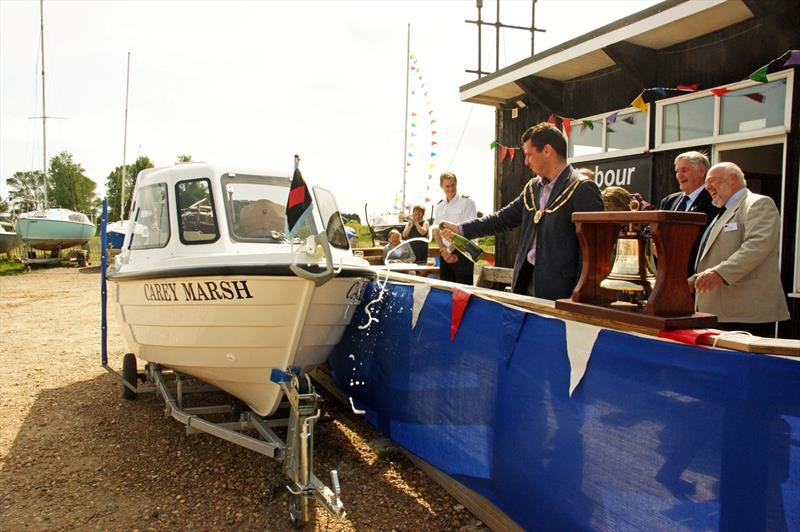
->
[143,280,254,301]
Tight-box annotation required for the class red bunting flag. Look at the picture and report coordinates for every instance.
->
[547,114,557,126]
[744,93,765,103]
[509,147,516,160]
[450,288,472,341]
[563,120,572,138]
[711,87,731,97]
[431,141,438,145]
[677,83,700,91]
[499,146,508,162]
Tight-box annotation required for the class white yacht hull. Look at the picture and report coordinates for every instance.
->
[109,273,367,416]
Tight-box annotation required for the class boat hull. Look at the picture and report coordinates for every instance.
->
[109,273,368,416]
[16,218,95,251]
[0,233,19,253]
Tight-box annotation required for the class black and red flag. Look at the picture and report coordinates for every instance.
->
[285,155,313,237]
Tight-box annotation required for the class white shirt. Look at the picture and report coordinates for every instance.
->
[683,184,706,210]
[434,194,477,248]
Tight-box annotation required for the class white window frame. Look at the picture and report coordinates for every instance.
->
[567,106,650,164]
[654,69,794,152]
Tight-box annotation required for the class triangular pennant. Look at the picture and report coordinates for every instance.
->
[621,115,636,125]
[411,285,432,329]
[411,122,417,128]
[563,120,571,138]
[631,94,647,112]
[749,65,769,83]
[430,119,436,124]
[431,130,437,135]
[607,112,618,123]
[508,147,516,161]
[411,112,417,116]
[428,110,433,115]
[547,114,557,126]
[489,140,498,149]
[676,83,700,91]
[563,320,602,396]
[711,87,731,97]
[654,88,666,96]
[499,146,508,162]
[450,288,472,341]
[431,152,437,157]
[581,119,595,130]
[784,50,800,67]
[428,163,435,169]
[744,93,765,103]
[431,141,438,145]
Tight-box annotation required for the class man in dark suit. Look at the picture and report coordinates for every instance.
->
[659,151,721,275]
[439,122,604,300]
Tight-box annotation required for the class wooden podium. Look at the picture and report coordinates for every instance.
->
[555,211,718,330]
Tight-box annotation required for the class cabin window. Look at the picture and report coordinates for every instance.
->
[662,96,714,143]
[312,186,349,250]
[130,183,170,249]
[175,178,220,245]
[607,112,647,151]
[222,173,312,242]
[568,123,603,158]
[720,79,787,135]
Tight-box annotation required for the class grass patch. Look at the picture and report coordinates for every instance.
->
[0,259,25,275]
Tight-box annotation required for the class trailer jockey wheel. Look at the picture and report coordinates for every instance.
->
[121,353,138,400]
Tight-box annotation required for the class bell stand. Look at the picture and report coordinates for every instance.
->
[555,210,718,330]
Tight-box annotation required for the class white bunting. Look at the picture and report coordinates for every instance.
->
[411,285,432,329]
[564,320,601,397]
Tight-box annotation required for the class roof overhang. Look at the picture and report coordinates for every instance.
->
[460,0,755,106]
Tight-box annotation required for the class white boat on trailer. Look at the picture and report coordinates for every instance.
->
[102,159,373,526]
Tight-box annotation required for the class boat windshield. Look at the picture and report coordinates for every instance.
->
[222,173,313,243]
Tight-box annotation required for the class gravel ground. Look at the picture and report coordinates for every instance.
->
[0,267,482,531]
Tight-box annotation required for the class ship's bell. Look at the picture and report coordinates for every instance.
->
[600,233,656,299]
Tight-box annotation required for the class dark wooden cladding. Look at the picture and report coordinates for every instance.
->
[488,2,800,339]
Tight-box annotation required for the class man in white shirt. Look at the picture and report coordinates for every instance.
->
[433,171,477,284]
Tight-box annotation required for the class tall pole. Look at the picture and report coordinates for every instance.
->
[121,52,131,221]
[401,23,410,217]
[495,0,500,71]
[40,0,47,208]
[531,0,537,56]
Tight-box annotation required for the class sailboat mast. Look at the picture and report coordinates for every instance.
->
[40,0,47,208]
[400,23,410,218]
[121,52,131,221]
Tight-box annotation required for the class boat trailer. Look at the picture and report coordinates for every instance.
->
[98,200,344,528]
[20,244,89,270]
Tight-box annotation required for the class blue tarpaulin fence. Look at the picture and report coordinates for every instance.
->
[329,281,800,531]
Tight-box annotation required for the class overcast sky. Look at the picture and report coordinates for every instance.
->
[0,0,659,216]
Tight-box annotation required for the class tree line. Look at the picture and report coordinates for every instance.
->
[1,152,194,223]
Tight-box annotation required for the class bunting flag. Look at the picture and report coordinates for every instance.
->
[411,285,432,329]
[711,87,731,97]
[581,119,595,130]
[547,114,558,126]
[489,140,498,149]
[749,65,769,83]
[563,320,602,396]
[285,166,313,237]
[631,93,647,112]
[785,50,800,67]
[745,93,765,103]
[676,83,700,91]
[607,112,618,123]
[508,147,516,161]
[621,115,636,125]
[499,146,508,162]
[450,287,472,341]
[563,120,571,138]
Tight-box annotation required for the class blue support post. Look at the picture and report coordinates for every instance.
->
[100,199,108,366]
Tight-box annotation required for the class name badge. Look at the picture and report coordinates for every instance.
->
[723,222,738,232]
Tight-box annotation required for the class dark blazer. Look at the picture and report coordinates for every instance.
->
[659,188,721,274]
[462,165,604,300]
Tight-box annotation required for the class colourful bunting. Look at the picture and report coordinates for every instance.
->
[508,148,516,161]
[607,112,618,123]
[563,120,571,138]
[547,114,557,126]
[744,93,765,103]
[489,140,498,149]
[711,87,731,97]
[450,288,472,341]
[676,83,700,91]
[784,50,800,67]
[581,119,595,130]
[499,146,508,162]
[621,115,636,125]
[749,65,769,83]
[631,94,647,112]
[431,152,437,157]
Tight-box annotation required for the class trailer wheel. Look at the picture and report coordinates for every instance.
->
[288,493,306,529]
[122,353,138,400]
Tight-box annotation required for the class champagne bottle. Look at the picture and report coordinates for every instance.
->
[439,223,484,263]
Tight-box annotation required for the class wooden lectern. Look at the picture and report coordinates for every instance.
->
[555,211,718,330]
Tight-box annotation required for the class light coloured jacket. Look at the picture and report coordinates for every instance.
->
[691,189,789,323]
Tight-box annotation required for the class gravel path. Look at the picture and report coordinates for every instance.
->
[0,267,481,530]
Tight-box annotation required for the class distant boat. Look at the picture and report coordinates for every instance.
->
[15,0,96,257]
[0,221,20,253]
[15,208,95,252]
[106,219,129,251]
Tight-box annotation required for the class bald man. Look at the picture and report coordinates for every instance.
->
[690,162,789,337]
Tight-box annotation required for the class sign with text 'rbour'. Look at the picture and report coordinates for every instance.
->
[579,155,652,202]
